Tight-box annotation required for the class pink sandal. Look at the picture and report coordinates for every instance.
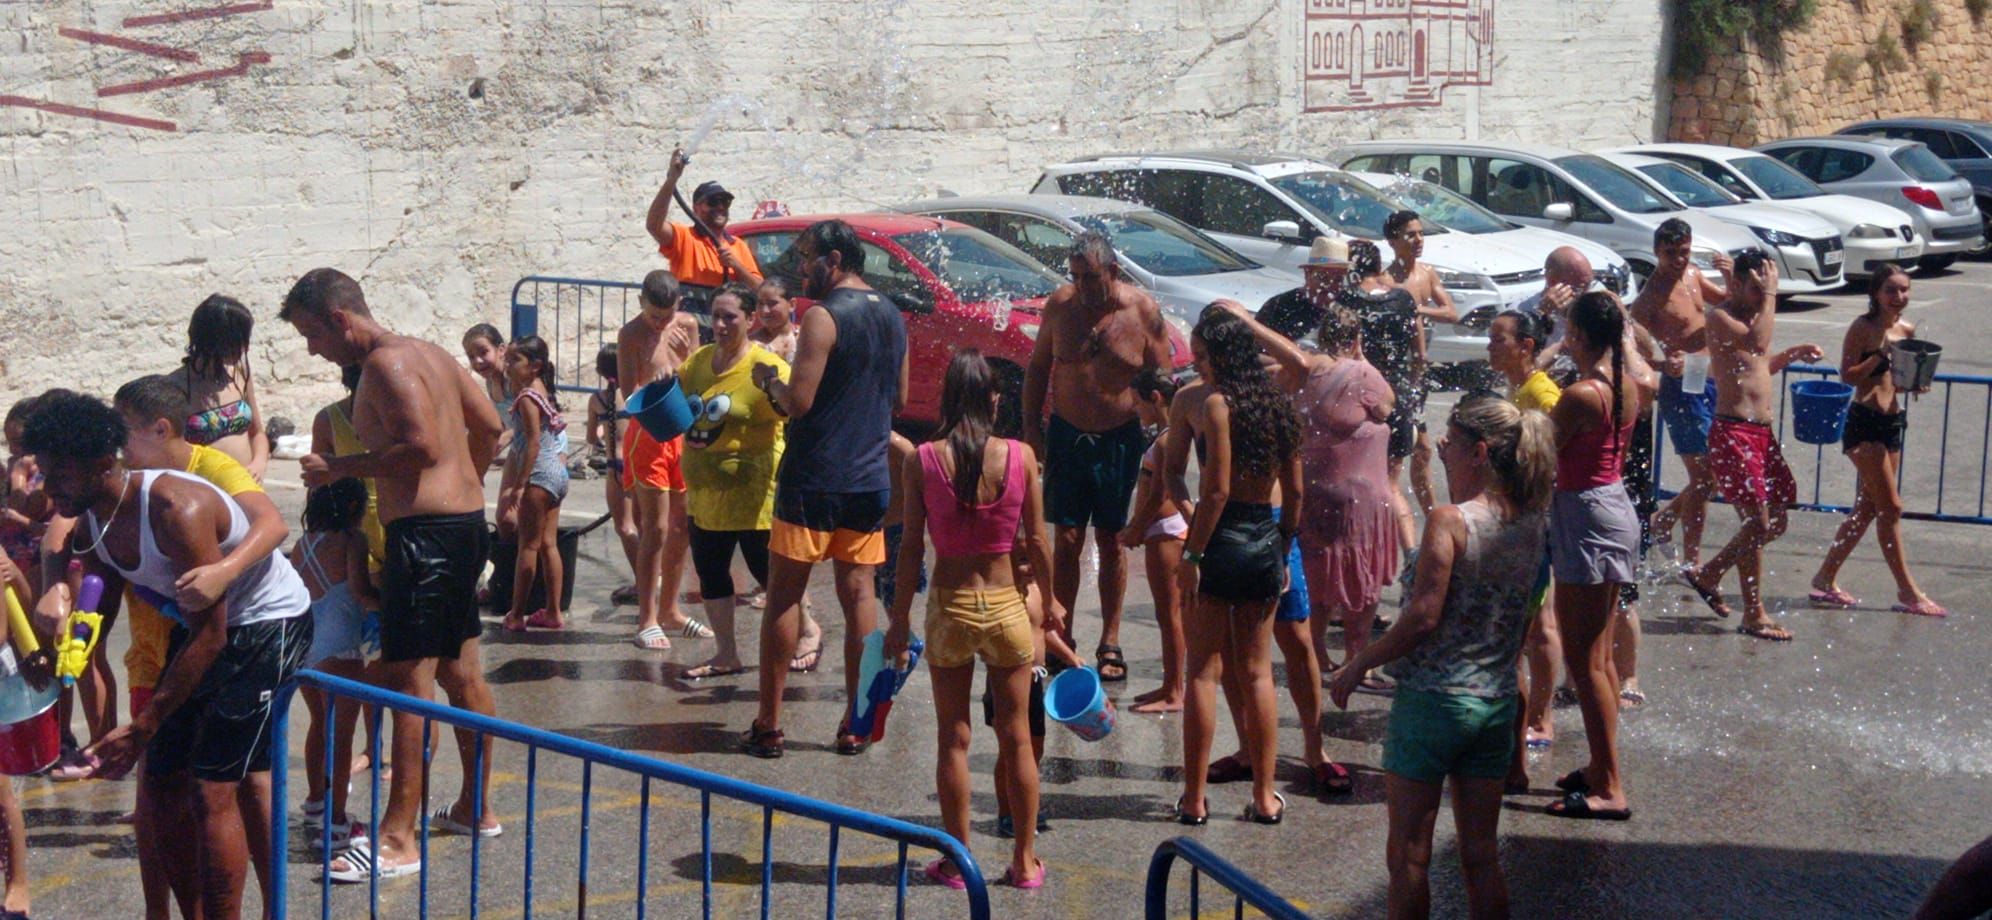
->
[524,609,564,629]
[1807,588,1860,609]
[1892,599,1949,618]
[924,859,967,890]
[1000,859,1047,889]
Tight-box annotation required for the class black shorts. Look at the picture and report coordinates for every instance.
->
[381,511,491,662]
[1386,385,1427,460]
[1197,502,1286,603]
[1044,415,1145,531]
[149,615,312,782]
[982,669,1047,737]
[1843,403,1907,453]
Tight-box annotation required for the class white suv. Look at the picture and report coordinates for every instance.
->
[1030,151,1631,365]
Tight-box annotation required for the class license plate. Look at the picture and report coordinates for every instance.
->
[1824,249,1843,266]
[1897,246,1916,258]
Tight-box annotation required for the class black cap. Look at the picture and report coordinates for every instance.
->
[693,181,734,206]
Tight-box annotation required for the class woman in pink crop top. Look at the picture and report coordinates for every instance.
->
[885,350,1061,890]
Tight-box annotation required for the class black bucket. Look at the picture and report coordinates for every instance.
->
[487,526,582,616]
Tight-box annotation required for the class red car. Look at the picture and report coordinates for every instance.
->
[733,213,1192,432]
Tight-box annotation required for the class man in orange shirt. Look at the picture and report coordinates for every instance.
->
[645,148,762,290]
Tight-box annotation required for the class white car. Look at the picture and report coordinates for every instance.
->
[1612,143,1923,277]
[1597,151,1846,293]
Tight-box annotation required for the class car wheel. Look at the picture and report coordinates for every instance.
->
[992,360,1026,439]
[1916,254,1957,273]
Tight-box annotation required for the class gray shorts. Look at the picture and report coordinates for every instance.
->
[1549,485,1640,586]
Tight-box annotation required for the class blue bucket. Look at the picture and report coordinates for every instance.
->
[1790,380,1855,445]
[623,377,695,441]
[1044,666,1116,742]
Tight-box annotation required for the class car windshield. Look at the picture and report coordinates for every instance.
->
[1554,155,1679,213]
[1635,162,1742,207]
[1893,145,1958,182]
[1074,210,1255,277]
[1730,155,1825,199]
[1268,171,1442,238]
[891,227,1064,302]
[1364,175,1515,234]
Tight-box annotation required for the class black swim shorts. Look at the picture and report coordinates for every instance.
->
[380,510,491,662]
[1044,415,1144,531]
[149,614,312,782]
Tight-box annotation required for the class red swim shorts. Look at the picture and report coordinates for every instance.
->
[622,426,686,492]
[1708,417,1796,508]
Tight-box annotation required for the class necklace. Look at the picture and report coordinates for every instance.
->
[76,472,131,558]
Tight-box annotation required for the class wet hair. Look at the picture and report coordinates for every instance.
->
[1132,367,1179,404]
[21,391,126,463]
[1654,218,1693,249]
[114,375,188,426]
[1866,263,1912,319]
[758,275,795,300]
[595,343,618,382]
[935,349,998,512]
[798,219,866,276]
[1731,249,1773,289]
[1448,394,1555,514]
[463,323,504,350]
[303,477,370,533]
[509,335,562,413]
[711,282,754,316]
[1315,301,1362,354]
[1070,230,1117,270]
[640,270,681,310]
[1192,307,1301,478]
[1384,210,1422,240]
[340,363,363,393]
[4,395,43,434]
[1568,292,1629,456]
[280,268,370,322]
[1348,239,1384,279]
[1494,309,1548,357]
[184,294,254,382]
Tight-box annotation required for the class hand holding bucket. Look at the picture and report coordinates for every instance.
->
[623,376,696,441]
[1045,666,1117,742]
[1889,339,1942,392]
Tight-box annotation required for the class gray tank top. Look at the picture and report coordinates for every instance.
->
[1386,498,1546,698]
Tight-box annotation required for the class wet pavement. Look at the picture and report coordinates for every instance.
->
[20,264,1992,918]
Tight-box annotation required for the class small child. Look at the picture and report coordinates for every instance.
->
[0,554,37,919]
[1119,369,1190,714]
[289,477,380,849]
[987,539,1083,839]
[586,344,643,607]
[501,336,571,631]
[1,399,51,595]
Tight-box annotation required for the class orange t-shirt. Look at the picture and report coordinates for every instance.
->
[660,222,761,288]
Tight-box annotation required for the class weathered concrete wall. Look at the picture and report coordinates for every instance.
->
[1670,0,1992,146]
[0,0,1666,420]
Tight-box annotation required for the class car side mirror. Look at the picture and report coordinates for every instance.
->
[890,290,934,314]
[1261,220,1307,243]
[1542,202,1575,221]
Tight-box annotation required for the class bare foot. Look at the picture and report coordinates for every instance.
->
[1130,695,1184,714]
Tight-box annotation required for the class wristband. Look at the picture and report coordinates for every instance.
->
[1183,549,1204,565]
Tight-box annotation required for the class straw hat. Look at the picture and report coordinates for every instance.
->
[1303,236,1350,268]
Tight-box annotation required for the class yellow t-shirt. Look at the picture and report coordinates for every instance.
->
[679,343,789,531]
[124,445,266,691]
[325,402,386,570]
[1513,370,1563,413]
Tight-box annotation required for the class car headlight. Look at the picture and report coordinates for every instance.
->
[1690,247,1720,270]
[1433,266,1493,292]
[1848,223,1893,240]
[1750,226,1801,247]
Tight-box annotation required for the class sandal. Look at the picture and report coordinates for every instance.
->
[1175,795,1208,827]
[429,806,503,838]
[1205,754,1251,784]
[1546,790,1631,821]
[327,839,421,883]
[1356,673,1395,696]
[1807,588,1861,609]
[834,725,871,756]
[1243,792,1287,825]
[679,618,714,639]
[789,647,822,673]
[1618,688,1647,708]
[1737,621,1794,642]
[524,609,563,630]
[924,859,967,890]
[502,615,527,633]
[632,625,671,650]
[1554,768,1590,794]
[1094,644,1128,682]
[610,584,639,606]
[1892,599,1950,618]
[999,859,1047,890]
[1675,566,1732,619]
[742,722,784,759]
[684,662,747,680]
[1313,761,1353,796]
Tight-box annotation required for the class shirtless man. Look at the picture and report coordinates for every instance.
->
[1382,211,1458,534]
[282,268,507,879]
[1629,218,1731,567]
[617,271,708,651]
[1681,253,1822,641]
[1022,231,1172,681]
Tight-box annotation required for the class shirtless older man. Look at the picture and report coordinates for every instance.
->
[1630,218,1731,567]
[283,268,507,879]
[617,271,708,651]
[1022,231,1172,680]
[1681,253,1822,641]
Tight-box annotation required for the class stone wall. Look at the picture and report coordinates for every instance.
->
[1670,0,1992,146]
[1,0,1666,421]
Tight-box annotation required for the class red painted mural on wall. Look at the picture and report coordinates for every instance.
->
[1303,0,1495,113]
[0,2,273,132]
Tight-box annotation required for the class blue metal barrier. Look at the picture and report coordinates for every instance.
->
[1653,364,1992,525]
[270,669,989,920]
[1143,836,1310,920]
[509,275,716,398]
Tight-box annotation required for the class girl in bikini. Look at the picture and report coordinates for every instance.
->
[1119,369,1191,714]
[168,294,268,480]
[499,336,571,631]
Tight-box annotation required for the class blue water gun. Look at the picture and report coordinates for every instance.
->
[849,630,923,742]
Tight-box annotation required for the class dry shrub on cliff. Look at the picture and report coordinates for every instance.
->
[1925,70,1944,104]
[1826,50,1864,84]
[1867,30,1907,76]
[1900,0,1938,50]
[1968,0,1989,23]
[1673,0,1820,76]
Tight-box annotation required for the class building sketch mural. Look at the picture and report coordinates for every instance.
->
[1303,0,1495,113]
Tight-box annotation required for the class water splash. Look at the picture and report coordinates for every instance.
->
[682,94,763,158]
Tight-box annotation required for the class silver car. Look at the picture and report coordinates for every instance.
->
[1754,135,1984,271]
[890,193,1298,326]
[1598,152,1846,293]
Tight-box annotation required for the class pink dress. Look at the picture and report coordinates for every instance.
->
[1296,358,1399,611]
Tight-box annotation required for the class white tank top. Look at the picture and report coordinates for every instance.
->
[86,469,308,628]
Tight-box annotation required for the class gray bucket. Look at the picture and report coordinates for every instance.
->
[1890,339,1942,391]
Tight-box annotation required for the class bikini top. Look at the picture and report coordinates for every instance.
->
[185,399,253,445]
[918,439,1026,557]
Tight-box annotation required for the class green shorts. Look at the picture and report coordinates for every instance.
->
[1381,688,1516,785]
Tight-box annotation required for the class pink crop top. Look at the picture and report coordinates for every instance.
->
[1557,382,1637,491]
[918,438,1026,557]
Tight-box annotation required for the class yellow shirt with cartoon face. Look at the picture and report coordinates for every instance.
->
[680,343,789,531]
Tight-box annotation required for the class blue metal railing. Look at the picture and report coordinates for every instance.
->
[509,275,716,398]
[1143,836,1310,920]
[270,669,990,920]
[1653,364,1992,525]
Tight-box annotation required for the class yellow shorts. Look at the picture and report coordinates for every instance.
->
[122,589,174,691]
[769,488,888,565]
[924,585,1034,670]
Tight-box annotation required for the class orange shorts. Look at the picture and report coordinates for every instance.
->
[623,427,686,492]
[769,488,889,565]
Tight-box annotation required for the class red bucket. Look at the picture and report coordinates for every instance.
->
[0,707,58,776]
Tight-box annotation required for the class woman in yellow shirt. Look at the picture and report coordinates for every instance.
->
[1488,309,1563,784]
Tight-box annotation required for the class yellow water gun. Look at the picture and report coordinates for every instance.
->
[3,584,43,661]
[54,574,105,688]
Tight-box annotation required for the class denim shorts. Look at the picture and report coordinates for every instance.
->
[1658,374,1715,456]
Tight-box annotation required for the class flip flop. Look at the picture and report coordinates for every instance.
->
[1892,599,1950,618]
[1356,674,1395,696]
[834,726,871,756]
[999,859,1047,890]
[924,859,967,890]
[1554,768,1590,794]
[788,647,822,673]
[610,584,639,606]
[742,722,784,759]
[1175,795,1209,827]
[1313,761,1354,796]
[632,625,671,650]
[429,806,503,838]
[684,662,747,680]
[679,618,714,639]
[1243,792,1287,825]
[1807,588,1861,609]
[1094,644,1128,682]
[502,616,527,633]
[524,609,563,630]
[1737,621,1794,642]
[1205,754,1251,784]
[1676,567,1732,619]
[1546,790,1631,821]
[327,839,421,883]
[1618,688,1647,708]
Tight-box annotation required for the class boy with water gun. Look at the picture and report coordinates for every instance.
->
[0,555,39,920]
